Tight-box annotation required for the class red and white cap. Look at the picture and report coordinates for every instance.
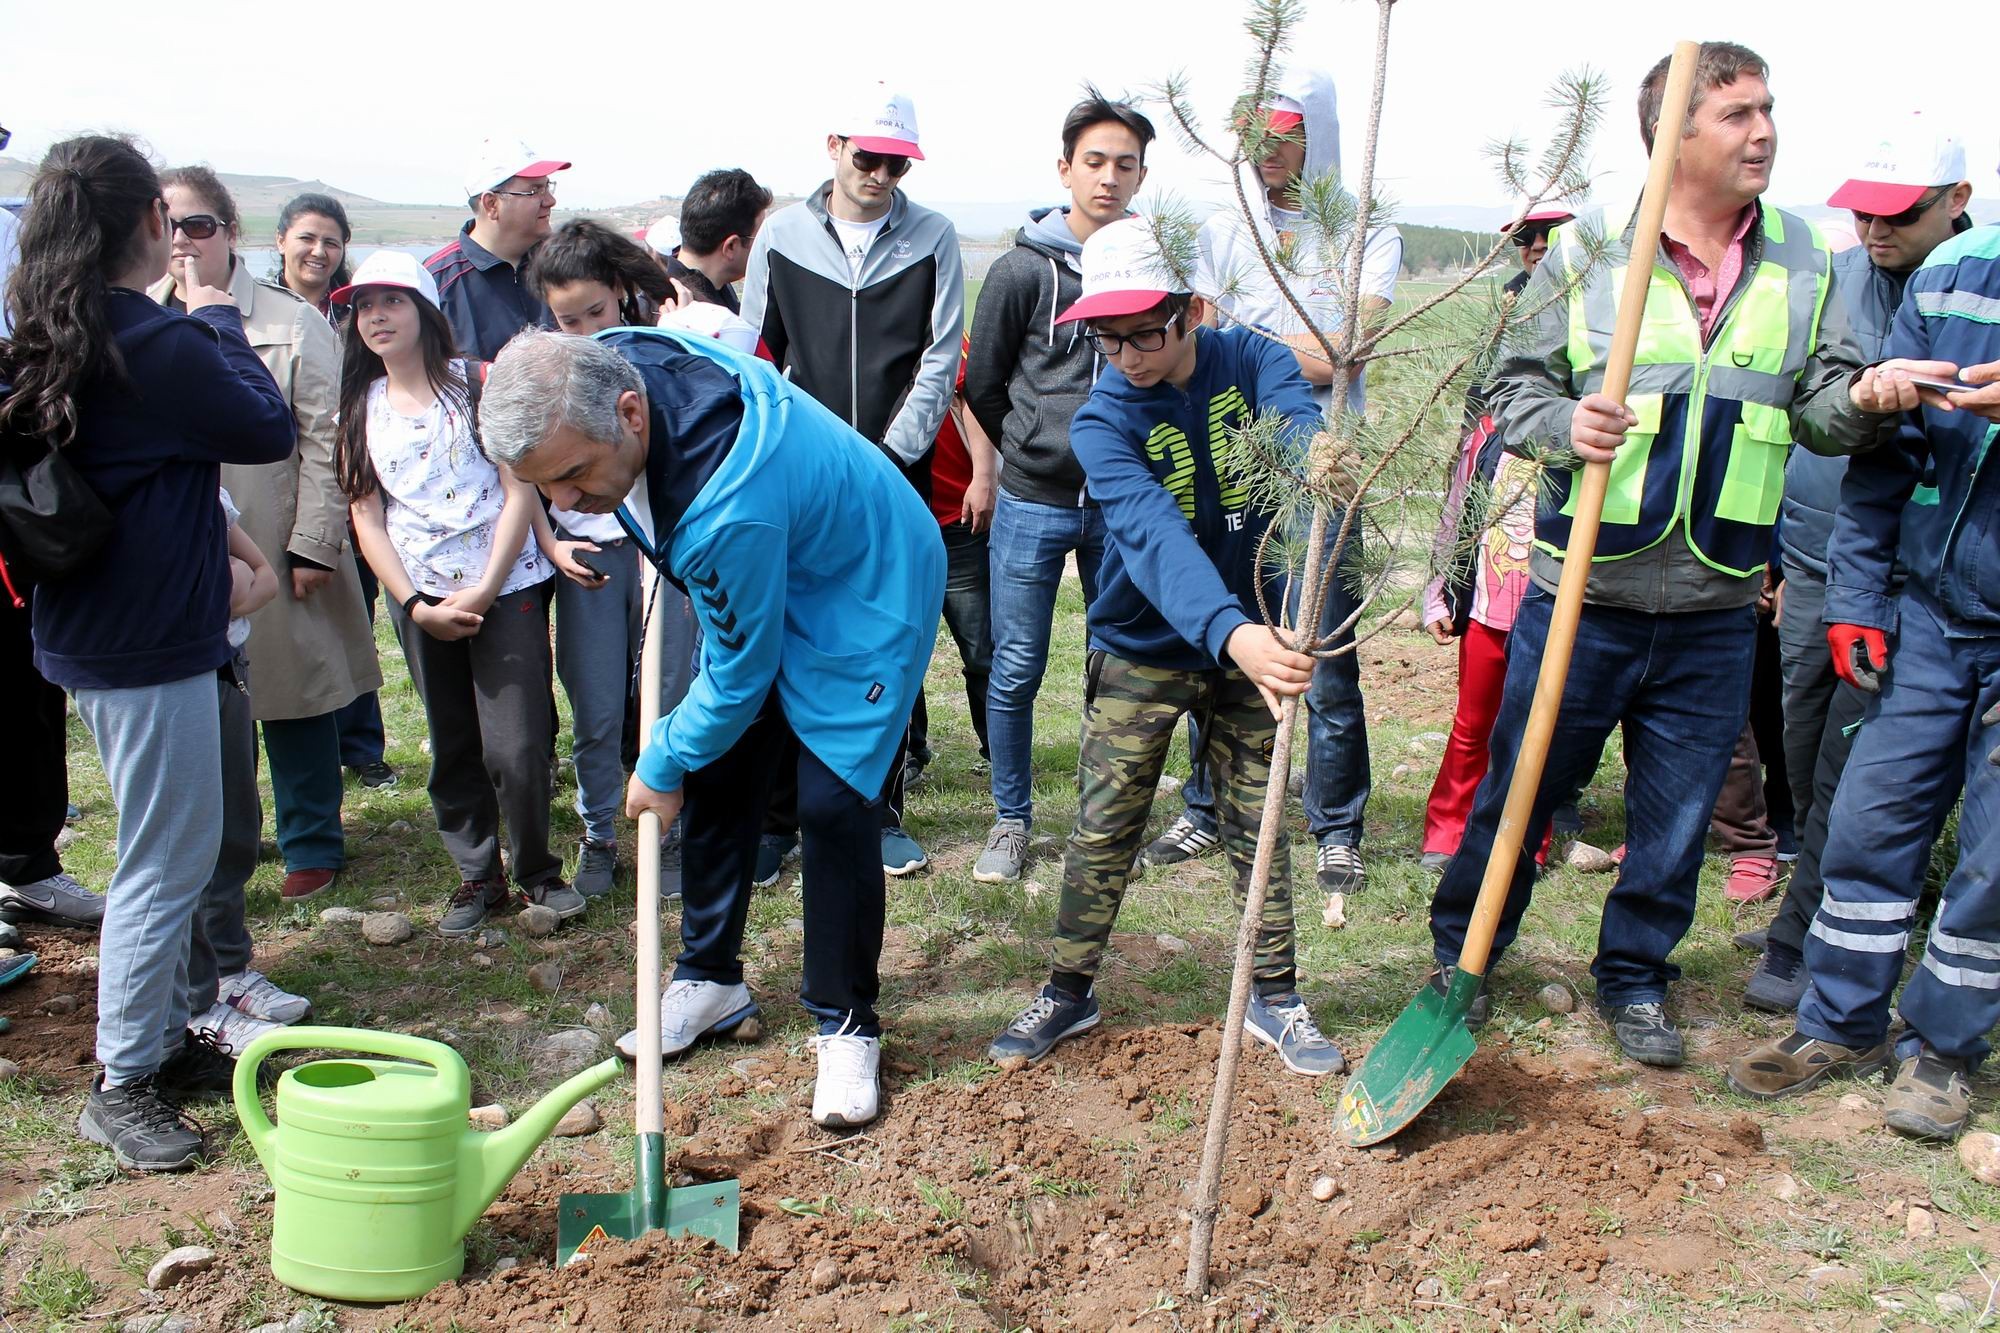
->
[1829,114,1967,214]
[329,249,440,309]
[462,137,571,200]
[1507,194,1576,230]
[840,85,924,160]
[1056,216,1189,324]
[1258,93,1306,137]
[645,214,681,257]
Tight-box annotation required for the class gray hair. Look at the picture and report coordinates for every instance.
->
[479,329,644,466]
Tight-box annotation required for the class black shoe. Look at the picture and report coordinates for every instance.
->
[1731,927,1769,953]
[1425,965,1491,1029]
[77,1073,204,1171]
[1744,942,1808,1013]
[1141,815,1221,869]
[154,1029,236,1103]
[1596,1000,1684,1067]
[351,760,397,789]
[901,754,928,794]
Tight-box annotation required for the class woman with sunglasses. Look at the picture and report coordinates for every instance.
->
[150,170,381,949]
[273,192,353,325]
[0,136,294,1169]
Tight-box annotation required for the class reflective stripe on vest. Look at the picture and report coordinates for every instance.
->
[1541,203,1831,577]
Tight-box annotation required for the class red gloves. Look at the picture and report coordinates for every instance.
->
[1828,623,1889,693]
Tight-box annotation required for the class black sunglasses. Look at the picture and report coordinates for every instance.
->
[169,213,221,240]
[1853,188,1946,230]
[1509,221,1559,249]
[842,139,911,178]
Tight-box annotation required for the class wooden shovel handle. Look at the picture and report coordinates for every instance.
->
[634,565,667,1134]
[1457,41,1701,978]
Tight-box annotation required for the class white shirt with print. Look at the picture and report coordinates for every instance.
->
[364,364,546,597]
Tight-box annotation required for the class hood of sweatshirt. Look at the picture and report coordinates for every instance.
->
[1235,65,1342,245]
[1018,205,1087,269]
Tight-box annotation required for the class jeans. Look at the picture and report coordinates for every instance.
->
[333,529,387,768]
[1798,590,2000,1063]
[0,589,69,886]
[1185,529,1371,846]
[555,542,639,846]
[189,670,257,1017]
[910,520,993,766]
[1428,589,1757,1005]
[262,713,346,872]
[74,672,222,1084]
[986,491,1106,824]
[388,582,561,889]
[677,690,887,1036]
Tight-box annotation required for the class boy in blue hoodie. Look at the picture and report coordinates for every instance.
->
[985,218,1342,1077]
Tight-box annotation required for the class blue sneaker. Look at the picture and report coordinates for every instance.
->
[1244,993,1345,1077]
[988,985,1101,1066]
[881,825,929,877]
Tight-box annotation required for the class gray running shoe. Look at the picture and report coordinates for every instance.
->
[574,840,618,898]
[973,818,1030,883]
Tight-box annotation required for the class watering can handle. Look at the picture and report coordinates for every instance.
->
[233,1026,471,1170]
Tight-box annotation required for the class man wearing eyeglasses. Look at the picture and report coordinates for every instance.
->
[740,85,964,881]
[1740,115,1975,1016]
[425,138,571,361]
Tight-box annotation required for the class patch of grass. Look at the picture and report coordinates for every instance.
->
[915,1175,966,1223]
[18,1152,118,1223]
[1150,1089,1198,1135]
[16,1246,98,1326]
[1028,1175,1098,1199]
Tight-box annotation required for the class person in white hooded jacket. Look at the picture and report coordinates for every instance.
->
[1147,67,1397,902]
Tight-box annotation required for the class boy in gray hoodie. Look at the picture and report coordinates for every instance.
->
[965,90,1156,884]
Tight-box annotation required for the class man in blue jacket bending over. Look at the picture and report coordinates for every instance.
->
[481,326,945,1129]
[985,217,1341,1077]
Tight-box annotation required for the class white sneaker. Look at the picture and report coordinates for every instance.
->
[615,979,762,1060]
[216,969,311,1024]
[810,1023,880,1128]
[188,1001,283,1058]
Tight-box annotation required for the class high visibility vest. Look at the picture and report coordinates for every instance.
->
[1536,203,1832,577]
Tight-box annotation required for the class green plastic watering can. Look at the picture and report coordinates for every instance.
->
[233,1026,621,1302]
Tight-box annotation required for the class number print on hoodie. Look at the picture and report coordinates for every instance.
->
[364,360,545,597]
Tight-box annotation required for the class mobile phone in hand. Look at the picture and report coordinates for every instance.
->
[573,553,606,581]
[1906,374,1973,395]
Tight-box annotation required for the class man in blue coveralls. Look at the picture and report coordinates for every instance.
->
[480,326,945,1130]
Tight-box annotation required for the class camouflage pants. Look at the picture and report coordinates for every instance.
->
[1053,650,1296,991]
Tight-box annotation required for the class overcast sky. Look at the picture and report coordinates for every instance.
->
[6,0,1996,220]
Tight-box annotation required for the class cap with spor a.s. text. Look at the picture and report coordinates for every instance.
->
[1828,114,1967,215]
[329,249,440,309]
[840,85,924,160]
[462,137,572,201]
[1056,216,1190,324]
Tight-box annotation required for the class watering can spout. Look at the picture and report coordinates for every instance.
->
[455,1056,624,1240]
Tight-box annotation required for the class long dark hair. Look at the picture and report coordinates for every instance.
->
[335,292,475,501]
[0,135,162,448]
[528,218,673,325]
[275,192,353,294]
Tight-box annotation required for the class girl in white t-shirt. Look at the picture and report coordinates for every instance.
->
[331,253,585,939]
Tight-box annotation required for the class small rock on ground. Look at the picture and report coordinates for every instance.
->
[0,1057,21,1081]
[146,1245,218,1290]
[584,1003,614,1029]
[122,1317,194,1333]
[1565,839,1620,874]
[361,912,414,946]
[1906,1206,1937,1239]
[517,905,561,938]
[1937,1293,1974,1315]
[318,907,364,927]
[809,1256,843,1292]
[553,1101,601,1136]
[1959,1131,2000,1186]
[468,1103,510,1130]
[1539,983,1575,1014]
[530,1029,604,1076]
[41,994,80,1015]
[527,961,564,994]
[1311,1176,1340,1202]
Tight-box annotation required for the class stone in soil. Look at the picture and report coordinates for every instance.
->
[318,906,364,927]
[1539,982,1575,1014]
[469,1103,510,1130]
[0,1057,20,1081]
[1565,840,1619,873]
[1312,1175,1340,1202]
[530,1029,604,1076]
[554,1100,602,1136]
[809,1256,843,1292]
[121,1318,194,1333]
[585,1002,615,1029]
[1906,1206,1937,1238]
[528,960,565,994]
[40,993,80,1015]
[146,1244,218,1290]
[361,912,415,946]
[518,904,561,938]
[1959,1131,2000,1186]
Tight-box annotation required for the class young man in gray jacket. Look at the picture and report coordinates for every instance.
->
[964,90,1155,884]
[740,85,963,880]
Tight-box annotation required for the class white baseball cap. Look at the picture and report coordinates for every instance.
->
[839,84,924,160]
[462,137,571,201]
[1056,216,1189,324]
[645,214,681,257]
[1828,113,1967,215]
[330,249,440,309]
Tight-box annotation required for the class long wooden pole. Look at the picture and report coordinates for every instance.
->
[634,569,666,1136]
[1457,41,1699,979]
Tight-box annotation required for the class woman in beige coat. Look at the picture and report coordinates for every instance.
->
[150,168,380,918]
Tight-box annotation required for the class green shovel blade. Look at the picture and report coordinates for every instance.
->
[556,1135,741,1265]
[1334,968,1483,1146]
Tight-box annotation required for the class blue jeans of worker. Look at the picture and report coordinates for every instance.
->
[986,491,1106,825]
[1428,589,1757,1005]
[676,690,887,1037]
[73,672,223,1084]
[1797,590,2000,1064]
[262,712,345,872]
[334,534,387,768]
[1183,530,1372,847]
